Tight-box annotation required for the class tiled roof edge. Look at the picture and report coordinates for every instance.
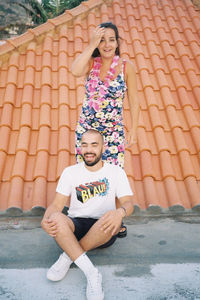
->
[0,0,109,63]
[1,204,200,217]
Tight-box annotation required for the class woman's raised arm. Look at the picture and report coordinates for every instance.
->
[71,26,105,77]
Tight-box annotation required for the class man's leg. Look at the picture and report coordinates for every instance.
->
[51,212,117,259]
[51,212,84,260]
[48,212,112,300]
[79,217,119,251]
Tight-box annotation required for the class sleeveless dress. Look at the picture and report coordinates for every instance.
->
[75,55,127,168]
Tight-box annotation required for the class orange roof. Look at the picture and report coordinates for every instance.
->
[0,0,200,216]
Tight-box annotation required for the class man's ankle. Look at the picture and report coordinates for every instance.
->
[74,253,96,277]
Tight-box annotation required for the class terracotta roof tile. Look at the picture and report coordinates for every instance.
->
[7,177,24,209]
[11,151,27,179]
[37,126,50,152]
[179,150,197,178]
[185,176,200,208]
[32,108,39,129]
[191,127,200,152]
[183,105,200,128]
[59,104,70,128]
[1,156,14,181]
[0,104,13,127]
[39,105,51,127]
[0,126,10,153]
[164,177,185,207]
[29,132,37,155]
[31,177,47,207]
[143,177,161,208]
[0,0,200,215]
[47,155,57,181]
[8,131,18,154]
[33,151,49,179]
[16,127,31,153]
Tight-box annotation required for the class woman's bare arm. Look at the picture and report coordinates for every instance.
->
[71,26,105,77]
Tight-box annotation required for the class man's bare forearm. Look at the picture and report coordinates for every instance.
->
[42,193,69,222]
[117,199,134,218]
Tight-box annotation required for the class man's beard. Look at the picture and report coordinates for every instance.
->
[82,151,102,167]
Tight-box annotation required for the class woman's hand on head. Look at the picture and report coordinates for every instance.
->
[89,26,105,49]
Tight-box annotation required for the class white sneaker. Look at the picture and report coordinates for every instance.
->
[47,252,72,281]
[86,269,104,300]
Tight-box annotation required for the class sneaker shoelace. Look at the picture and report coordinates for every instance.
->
[87,272,102,295]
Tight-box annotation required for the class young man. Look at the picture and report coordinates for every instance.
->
[41,129,134,300]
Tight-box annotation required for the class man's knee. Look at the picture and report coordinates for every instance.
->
[50,211,63,222]
[50,212,74,231]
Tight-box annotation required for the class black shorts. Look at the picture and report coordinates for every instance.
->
[69,217,117,249]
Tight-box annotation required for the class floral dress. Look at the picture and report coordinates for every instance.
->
[75,55,127,168]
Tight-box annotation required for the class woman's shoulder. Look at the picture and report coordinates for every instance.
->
[122,58,134,68]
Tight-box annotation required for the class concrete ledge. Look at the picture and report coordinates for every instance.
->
[1,204,200,218]
[1,216,200,269]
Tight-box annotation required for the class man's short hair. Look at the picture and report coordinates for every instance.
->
[81,129,104,143]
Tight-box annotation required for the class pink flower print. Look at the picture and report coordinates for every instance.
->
[118,144,125,152]
[110,99,117,107]
[88,100,99,111]
[95,57,101,63]
[112,109,118,117]
[107,157,114,163]
[99,86,106,96]
[85,123,91,130]
[79,117,85,123]
[114,158,118,165]
[112,132,119,139]
[93,70,99,77]
[109,67,115,75]
[88,86,96,93]
[104,81,109,88]
[89,79,97,91]
[104,140,108,147]
[76,147,82,155]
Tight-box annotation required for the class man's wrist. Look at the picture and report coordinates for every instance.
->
[117,207,127,218]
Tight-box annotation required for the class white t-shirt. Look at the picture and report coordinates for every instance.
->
[56,162,133,219]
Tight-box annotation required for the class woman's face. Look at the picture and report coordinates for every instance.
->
[98,28,118,58]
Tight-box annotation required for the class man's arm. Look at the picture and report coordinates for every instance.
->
[116,195,134,218]
[41,192,70,237]
[100,195,134,236]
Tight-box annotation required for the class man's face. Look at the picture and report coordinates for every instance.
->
[81,132,104,167]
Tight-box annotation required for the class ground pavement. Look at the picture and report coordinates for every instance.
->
[1,213,200,300]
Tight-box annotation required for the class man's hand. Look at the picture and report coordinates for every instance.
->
[100,210,124,236]
[41,218,59,238]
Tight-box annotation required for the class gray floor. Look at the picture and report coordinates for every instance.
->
[1,215,200,299]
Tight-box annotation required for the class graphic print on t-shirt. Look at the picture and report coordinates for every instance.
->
[76,178,109,203]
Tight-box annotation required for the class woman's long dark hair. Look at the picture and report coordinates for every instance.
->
[92,22,120,57]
